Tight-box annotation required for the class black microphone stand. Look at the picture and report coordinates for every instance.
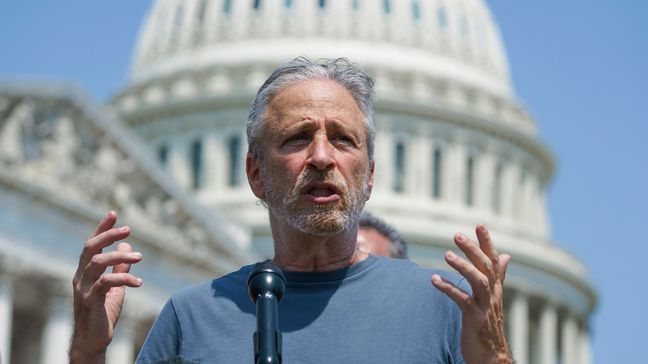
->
[247,261,286,364]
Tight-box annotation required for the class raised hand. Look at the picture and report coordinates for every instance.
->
[70,211,143,364]
[431,223,513,364]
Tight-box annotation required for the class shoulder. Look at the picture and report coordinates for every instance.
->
[169,263,254,307]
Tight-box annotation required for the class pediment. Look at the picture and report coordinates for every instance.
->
[0,82,257,273]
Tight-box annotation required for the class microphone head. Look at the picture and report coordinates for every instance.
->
[247,260,286,303]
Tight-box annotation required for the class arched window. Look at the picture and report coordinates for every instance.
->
[394,141,406,193]
[437,6,448,30]
[383,0,391,15]
[190,139,203,190]
[412,0,421,23]
[492,162,503,213]
[432,147,442,199]
[465,155,475,206]
[158,143,169,167]
[194,0,208,43]
[223,0,232,14]
[228,135,241,187]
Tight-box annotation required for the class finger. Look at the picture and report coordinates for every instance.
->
[90,273,143,296]
[113,242,136,274]
[498,254,511,283]
[476,223,499,265]
[90,211,117,239]
[81,248,143,284]
[444,251,490,305]
[431,274,473,312]
[78,226,131,271]
[454,232,496,283]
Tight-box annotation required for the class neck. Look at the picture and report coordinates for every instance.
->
[269,213,368,272]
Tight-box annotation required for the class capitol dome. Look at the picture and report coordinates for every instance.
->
[110,1,596,363]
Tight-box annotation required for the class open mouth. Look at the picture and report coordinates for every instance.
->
[309,187,335,197]
[303,183,341,203]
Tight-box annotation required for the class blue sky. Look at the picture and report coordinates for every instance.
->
[1,1,646,362]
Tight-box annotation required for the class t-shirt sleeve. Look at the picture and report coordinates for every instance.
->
[136,299,183,363]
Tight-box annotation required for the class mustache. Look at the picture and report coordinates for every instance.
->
[294,167,347,194]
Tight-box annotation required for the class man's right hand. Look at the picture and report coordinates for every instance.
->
[70,211,143,364]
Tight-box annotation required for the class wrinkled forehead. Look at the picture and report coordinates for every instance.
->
[264,79,366,131]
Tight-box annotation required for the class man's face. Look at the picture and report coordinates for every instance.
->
[357,227,392,257]
[247,78,374,236]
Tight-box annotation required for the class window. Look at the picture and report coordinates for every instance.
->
[465,155,475,206]
[158,143,169,166]
[228,135,241,187]
[432,147,442,199]
[253,0,261,10]
[492,162,503,213]
[223,0,232,14]
[437,6,447,30]
[285,0,293,8]
[352,0,359,11]
[412,0,421,23]
[318,0,326,9]
[383,0,391,15]
[394,141,406,193]
[190,139,203,190]
[194,0,208,42]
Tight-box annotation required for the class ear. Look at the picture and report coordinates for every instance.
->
[366,160,375,200]
[246,152,265,199]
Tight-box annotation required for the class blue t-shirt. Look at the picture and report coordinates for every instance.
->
[137,255,466,363]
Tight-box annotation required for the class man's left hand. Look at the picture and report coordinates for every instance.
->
[431,223,513,364]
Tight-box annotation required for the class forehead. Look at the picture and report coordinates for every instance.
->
[266,78,364,127]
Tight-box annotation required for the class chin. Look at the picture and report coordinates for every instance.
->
[292,211,350,236]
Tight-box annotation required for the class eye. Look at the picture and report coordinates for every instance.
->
[331,134,354,145]
[284,133,310,146]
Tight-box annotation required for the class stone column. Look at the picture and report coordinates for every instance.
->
[0,274,14,364]
[40,294,73,364]
[561,315,579,364]
[579,325,591,364]
[509,291,529,364]
[445,141,466,204]
[168,138,190,190]
[178,0,199,49]
[415,135,432,197]
[375,130,393,193]
[475,149,495,212]
[500,161,519,218]
[538,303,558,364]
[106,316,136,364]
[203,132,223,192]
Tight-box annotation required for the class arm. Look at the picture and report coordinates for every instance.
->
[431,223,513,364]
[69,211,143,364]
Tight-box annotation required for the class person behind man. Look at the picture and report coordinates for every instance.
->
[70,57,513,363]
[357,211,408,259]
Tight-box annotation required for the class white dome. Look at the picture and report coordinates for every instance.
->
[130,0,512,97]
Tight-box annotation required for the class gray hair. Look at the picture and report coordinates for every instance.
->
[359,211,409,259]
[247,56,375,161]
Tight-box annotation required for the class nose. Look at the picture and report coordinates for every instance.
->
[307,136,335,170]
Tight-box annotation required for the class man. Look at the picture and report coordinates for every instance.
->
[70,57,513,363]
[357,211,408,259]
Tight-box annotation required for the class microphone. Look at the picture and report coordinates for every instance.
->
[247,261,286,364]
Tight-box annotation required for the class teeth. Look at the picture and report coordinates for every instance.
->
[310,188,333,197]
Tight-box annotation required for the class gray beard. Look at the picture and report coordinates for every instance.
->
[262,166,369,236]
